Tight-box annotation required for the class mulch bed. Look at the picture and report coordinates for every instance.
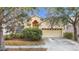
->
[5,39,47,51]
[5,39,45,46]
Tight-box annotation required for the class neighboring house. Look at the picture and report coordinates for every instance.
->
[64,23,79,36]
[24,16,63,37]
[64,17,79,37]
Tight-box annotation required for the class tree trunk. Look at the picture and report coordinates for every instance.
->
[51,25,53,29]
[73,24,78,41]
[0,23,4,51]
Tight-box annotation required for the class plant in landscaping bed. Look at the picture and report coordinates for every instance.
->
[13,33,24,39]
[4,32,24,40]
[4,33,16,40]
[22,28,42,41]
[4,35,12,40]
[63,32,73,39]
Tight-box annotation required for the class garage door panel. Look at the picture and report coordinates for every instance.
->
[42,30,62,37]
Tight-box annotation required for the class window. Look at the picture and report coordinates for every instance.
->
[32,20,39,28]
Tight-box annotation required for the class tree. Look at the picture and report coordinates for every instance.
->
[46,16,61,29]
[46,7,79,41]
[45,8,62,29]
[0,7,36,50]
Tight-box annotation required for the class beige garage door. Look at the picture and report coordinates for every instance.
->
[42,29,62,37]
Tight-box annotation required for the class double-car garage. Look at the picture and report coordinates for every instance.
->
[42,28,63,37]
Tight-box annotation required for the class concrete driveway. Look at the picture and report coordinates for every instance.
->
[44,38,79,51]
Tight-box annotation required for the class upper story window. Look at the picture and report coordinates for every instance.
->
[32,20,39,28]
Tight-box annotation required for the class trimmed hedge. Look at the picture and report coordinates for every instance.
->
[4,35,12,40]
[13,33,24,39]
[22,28,42,41]
[4,28,42,41]
[63,32,73,39]
[4,33,24,40]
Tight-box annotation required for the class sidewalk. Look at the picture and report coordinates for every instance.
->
[5,45,47,48]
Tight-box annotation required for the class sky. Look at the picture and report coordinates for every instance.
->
[38,8,47,18]
[28,7,47,18]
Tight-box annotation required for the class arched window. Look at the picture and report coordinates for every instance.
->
[32,20,39,28]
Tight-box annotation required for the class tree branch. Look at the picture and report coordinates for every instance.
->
[66,14,74,24]
[75,12,78,23]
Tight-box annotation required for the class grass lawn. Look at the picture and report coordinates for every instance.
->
[5,39,45,46]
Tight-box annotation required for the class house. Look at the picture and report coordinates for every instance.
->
[24,16,63,38]
[3,16,79,38]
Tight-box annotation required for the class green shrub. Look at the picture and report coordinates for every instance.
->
[13,33,24,39]
[4,35,12,40]
[63,32,73,39]
[4,33,24,40]
[4,33,15,40]
[22,28,42,41]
